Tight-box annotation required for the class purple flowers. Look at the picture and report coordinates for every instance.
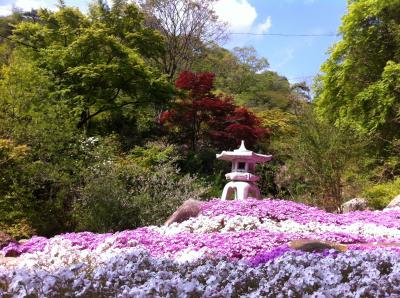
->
[1,249,400,297]
[4,198,400,260]
[2,198,400,296]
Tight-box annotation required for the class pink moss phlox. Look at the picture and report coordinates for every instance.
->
[4,199,400,259]
[2,236,48,257]
[58,232,112,250]
[201,198,400,228]
[7,227,392,258]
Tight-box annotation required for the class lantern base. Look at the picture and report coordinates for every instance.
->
[220,181,261,200]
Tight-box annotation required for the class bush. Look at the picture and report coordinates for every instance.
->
[272,110,367,211]
[0,139,35,239]
[0,55,86,237]
[0,220,35,240]
[363,178,400,210]
[73,142,209,232]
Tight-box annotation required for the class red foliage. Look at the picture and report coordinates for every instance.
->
[227,108,260,126]
[162,71,268,151]
[159,110,173,124]
[176,71,215,99]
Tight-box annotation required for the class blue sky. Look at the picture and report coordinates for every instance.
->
[0,0,348,84]
[215,0,347,84]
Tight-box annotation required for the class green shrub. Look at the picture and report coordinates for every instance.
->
[363,178,400,210]
[73,142,209,232]
[0,220,36,240]
[0,139,36,239]
[272,110,367,211]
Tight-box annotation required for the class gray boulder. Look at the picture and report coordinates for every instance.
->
[164,199,202,226]
[341,198,368,213]
[385,195,400,209]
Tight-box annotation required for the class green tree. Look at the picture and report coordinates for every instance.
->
[363,177,400,209]
[192,45,292,110]
[0,50,84,237]
[235,71,292,110]
[0,138,34,238]
[11,2,172,130]
[315,0,400,145]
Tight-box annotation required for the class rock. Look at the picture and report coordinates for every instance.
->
[289,240,348,253]
[0,231,16,250]
[4,248,20,257]
[165,199,202,226]
[341,198,368,213]
[385,195,400,209]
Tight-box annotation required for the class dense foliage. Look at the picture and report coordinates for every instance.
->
[0,1,200,238]
[0,0,399,239]
[363,178,400,210]
[315,0,400,180]
[193,45,293,110]
[161,71,267,152]
[74,141,208,232]
[273,109,367,211]
[12,2,172,130]
[1,0,400,295]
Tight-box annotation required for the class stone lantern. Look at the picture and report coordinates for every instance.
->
[216,140,272,200]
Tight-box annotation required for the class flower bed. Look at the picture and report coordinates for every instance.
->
[1,198,400,296]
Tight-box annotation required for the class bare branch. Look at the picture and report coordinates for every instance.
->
[139,0,228,80]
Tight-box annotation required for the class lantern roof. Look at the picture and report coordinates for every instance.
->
[216,140,272,163]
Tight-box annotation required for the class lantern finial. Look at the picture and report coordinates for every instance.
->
[239,140,246,151]
[234,140,250,153]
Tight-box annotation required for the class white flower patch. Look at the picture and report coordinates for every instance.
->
[344,222,400,239]
[1,237,145,274]
[154,215,226,235]
[151,214,400,241]
[174,247,208,263]
[220,215,261,232]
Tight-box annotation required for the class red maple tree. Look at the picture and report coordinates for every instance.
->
[160,71,267,152]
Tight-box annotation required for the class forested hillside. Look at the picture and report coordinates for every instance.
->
[0,0,399,239]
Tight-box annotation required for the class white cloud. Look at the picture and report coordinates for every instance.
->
[214,0,272,37]
[256,16,272,34]
[214,0,257,32]
[0,0,58,13]
[0,4,12,16]
[14,0,56,11]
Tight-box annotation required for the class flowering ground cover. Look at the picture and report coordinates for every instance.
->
[2,198,400,297]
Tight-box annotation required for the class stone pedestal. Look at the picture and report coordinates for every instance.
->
[221,181,261,200]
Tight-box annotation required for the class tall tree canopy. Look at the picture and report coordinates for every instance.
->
[315,0,400,141]
[11,0,173,129]
[192,45,292,110]
[160,71,267,152]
